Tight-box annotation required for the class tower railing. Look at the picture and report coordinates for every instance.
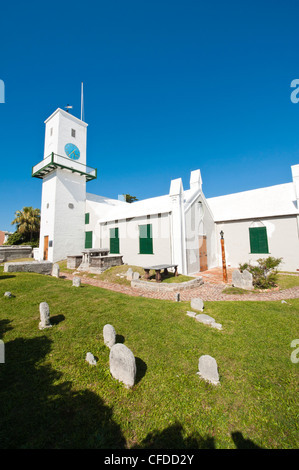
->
[32,153,97,181]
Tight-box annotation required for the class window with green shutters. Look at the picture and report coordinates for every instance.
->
[249,227,269,254]
[85,213,90,224]
[85,231,92,249]
[139,224,153,254]
[110,227,120,254]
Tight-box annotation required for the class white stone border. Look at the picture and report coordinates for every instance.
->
[131,276,204,292]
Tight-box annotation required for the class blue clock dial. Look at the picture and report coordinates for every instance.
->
[64,143,80,160]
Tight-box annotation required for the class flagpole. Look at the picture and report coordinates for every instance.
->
[81,82,84,121]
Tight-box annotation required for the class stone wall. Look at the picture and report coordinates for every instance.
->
[0,246,33,262]
[4,261,53,275]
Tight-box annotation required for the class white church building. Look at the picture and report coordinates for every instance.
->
[32,108,299,273]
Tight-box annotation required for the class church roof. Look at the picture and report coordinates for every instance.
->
[95,193,171,222]
[206,182,299,222]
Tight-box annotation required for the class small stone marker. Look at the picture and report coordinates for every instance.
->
[103,324,116,349]
[39,302,52,330]
[52,263,60,278]
[126,268,133,281]
[72,276,81,287]
[4,292,12,298]
[190,297,204,312]
[197,355,220,385]
[109,343,136,388]
[175,293,180,302]
[132,271,140,280]
[85,352,97,365]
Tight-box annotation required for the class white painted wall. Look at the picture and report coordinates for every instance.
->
[215,216,299,272]
[99,213,172,268]
[44,108,87,165]
[39,169,86,262]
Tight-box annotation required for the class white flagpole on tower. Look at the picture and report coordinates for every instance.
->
[81,82,84,121]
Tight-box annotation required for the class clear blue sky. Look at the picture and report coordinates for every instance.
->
[1,0,299,231]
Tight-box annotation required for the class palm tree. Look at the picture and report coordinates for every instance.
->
[11,206,40,242]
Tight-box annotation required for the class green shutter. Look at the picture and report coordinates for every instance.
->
[85,213,90,224]
[249,227,269,254]
[110,227,119,254]
[85,231,92,249]
[139,224,153,254]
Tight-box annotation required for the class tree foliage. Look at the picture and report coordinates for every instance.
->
[5,206,41,246]
[123,194,138,203]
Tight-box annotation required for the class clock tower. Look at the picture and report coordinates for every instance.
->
[32,108,97,262]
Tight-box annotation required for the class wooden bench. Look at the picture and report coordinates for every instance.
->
[143,264,178,282]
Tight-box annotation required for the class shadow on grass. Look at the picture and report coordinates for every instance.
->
[0,319,13,340]
[0,331,263,449]
[0,335,126,449]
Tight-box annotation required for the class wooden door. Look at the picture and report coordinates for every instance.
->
[199,235,208,271]
[43,236,49,260]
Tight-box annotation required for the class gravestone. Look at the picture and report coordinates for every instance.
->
[195,314,216,325]
[197,355,220,385]
[190,297,204,312]
[132,272,140,280]
[126,268,133,281]
[232,269,253,290]
[52,263,60,278]
[103,324,116,349]
[85,352,97,365]
[242,269,254,290]
[109,343,136,388]
[72,276,81,287]
[39,302,52,330]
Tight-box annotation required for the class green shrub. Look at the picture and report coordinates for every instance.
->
[239,257,282,289]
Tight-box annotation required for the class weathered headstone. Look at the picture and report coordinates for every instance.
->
[126,268,133,281]
[85,352,97,365]
[132,272,140,280]
[103,324,116,349]
[72,276,81,287]
[197,355,220,385]
[242,269,254,290]
[195,313,215,325]
[52,263,60,278]
[39,302,52,330]
[109,343,136,388]
[190,297,204,312]
[232,269,253,290]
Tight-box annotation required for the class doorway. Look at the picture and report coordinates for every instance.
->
[199,235,208,271]
[43,236,49,260]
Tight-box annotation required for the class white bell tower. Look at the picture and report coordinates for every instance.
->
[32,108,97,262]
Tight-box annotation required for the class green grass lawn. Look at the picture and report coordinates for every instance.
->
[58,261,193,286]
[0,268,298,449]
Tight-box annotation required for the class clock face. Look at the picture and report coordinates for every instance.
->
[64,143,80,160]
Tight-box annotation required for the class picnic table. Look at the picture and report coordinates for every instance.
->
[143,264,178,283]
